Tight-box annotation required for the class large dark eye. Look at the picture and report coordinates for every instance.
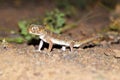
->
[32,26,39,32]
[32,27,36,31]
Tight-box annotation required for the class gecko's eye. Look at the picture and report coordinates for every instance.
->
[31,27,39,32]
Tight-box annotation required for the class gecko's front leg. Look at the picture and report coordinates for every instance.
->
[70,41,74,52]
[47,39,53,52]
[38,40,44,51]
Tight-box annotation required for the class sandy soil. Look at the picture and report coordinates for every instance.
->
[0,43,120,80]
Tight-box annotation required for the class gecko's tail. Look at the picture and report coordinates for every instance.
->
[74,34,102,47]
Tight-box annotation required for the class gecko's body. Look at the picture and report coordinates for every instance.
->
[28,24,100,52]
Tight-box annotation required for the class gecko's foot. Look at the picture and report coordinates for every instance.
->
[33,49,42,53]
[47,53,51,57]
[68,48,74,53]
[47,50,52,56]
[32,50,49,55]
[41,48,52,56]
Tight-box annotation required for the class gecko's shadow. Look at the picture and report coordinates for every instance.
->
[27,38,40,46]
[82,43,97,49]
[27,39,62,50]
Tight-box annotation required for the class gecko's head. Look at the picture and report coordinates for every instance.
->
[28,24,47,36]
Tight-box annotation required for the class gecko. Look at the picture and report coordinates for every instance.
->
[28,24,100,52]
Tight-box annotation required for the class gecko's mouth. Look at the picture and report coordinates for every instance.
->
[29,31,33,34]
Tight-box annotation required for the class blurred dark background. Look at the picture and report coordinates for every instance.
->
[0,0,119,8]
[0,0,120,43]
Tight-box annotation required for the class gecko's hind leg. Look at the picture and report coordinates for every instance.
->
[61,46,66,51]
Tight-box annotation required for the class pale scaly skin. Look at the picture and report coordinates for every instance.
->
[28,24,100,52]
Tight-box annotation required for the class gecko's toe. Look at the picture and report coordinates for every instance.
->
[32,49,42,53]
